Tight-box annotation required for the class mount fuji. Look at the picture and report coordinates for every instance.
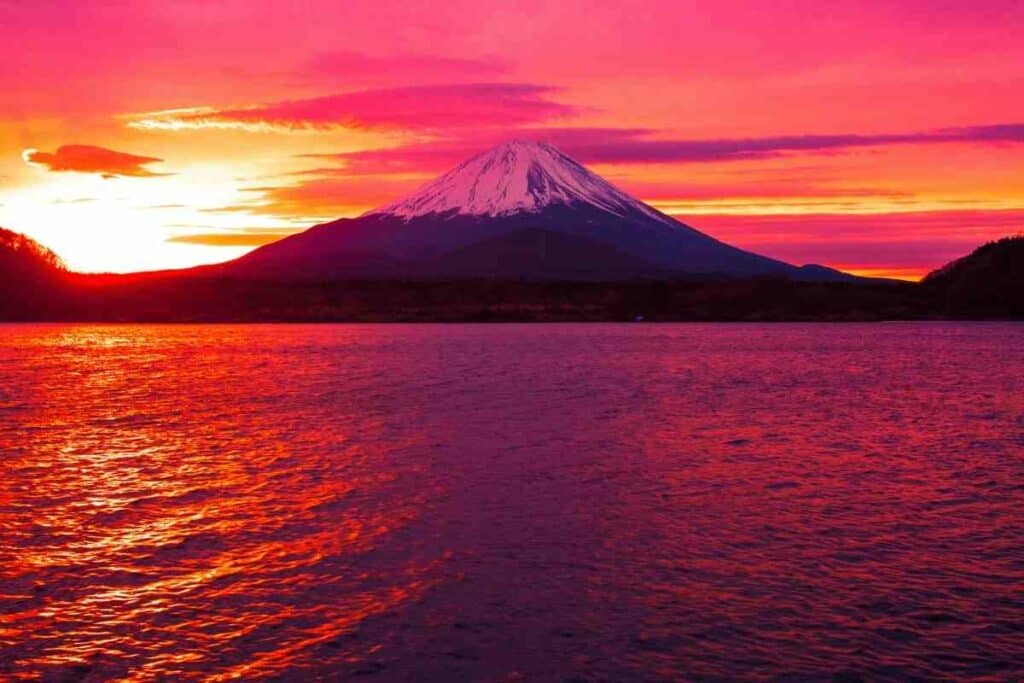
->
[222,140,852,281]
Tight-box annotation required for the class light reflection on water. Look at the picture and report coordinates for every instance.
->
[1,323,1023,681]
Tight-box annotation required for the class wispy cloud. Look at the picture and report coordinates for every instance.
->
[127,84,577,133]
[552,124,1024,163]
[23,145,168,178]
[50,197,97,204]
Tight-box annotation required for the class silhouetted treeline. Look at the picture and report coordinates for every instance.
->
[2,232,1022,322]
[0,273,938,322]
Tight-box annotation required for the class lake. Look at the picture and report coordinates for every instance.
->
[1,323,1022,681]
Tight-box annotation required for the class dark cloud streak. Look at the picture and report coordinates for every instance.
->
[312,122,1024,173]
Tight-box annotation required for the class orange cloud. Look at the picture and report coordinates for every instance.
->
[167,229,298,247]
[22,145,167,178]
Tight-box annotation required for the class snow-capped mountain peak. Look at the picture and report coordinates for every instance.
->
[368,140,671,223]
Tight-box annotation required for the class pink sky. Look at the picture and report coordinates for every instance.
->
[1,0,1022,277]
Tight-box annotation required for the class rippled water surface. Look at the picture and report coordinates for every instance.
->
[2,323,1023,681]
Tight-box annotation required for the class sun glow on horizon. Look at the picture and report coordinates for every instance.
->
[0,162,308,272]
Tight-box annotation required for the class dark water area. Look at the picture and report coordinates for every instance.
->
[1,323,1022,681]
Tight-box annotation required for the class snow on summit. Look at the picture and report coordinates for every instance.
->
[370,140,671,223]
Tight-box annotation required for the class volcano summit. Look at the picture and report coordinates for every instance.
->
[224,140,851,281]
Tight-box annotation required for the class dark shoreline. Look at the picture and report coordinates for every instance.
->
[5,233,1022,322]
[6,274,1011,323]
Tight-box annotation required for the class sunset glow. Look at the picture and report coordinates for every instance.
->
[1,1,1022,278]
[3,5,1024,677]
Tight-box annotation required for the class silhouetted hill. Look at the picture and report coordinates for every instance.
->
[0,228,70,319]
[0,227,64,277]
[923,236,1024,317]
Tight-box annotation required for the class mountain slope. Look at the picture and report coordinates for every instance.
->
[223,140,853,282]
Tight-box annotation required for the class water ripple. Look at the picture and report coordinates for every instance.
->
[1,322,1022,681]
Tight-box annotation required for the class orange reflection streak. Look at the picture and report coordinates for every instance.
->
[0,325,447,681]
[204,571,439,683]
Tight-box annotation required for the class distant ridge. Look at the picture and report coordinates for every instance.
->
[221,140,855,282]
